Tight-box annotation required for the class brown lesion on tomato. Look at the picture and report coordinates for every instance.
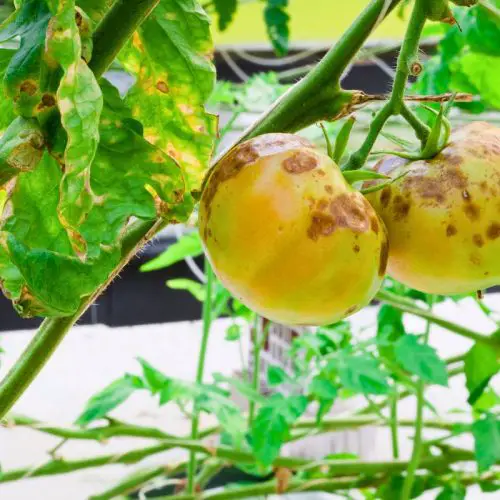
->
[392,195,411,221]
[486,222,500,240]
[325,185,333,194]
[463,202,480,221]
[330,193,371,233]
[380,186,391,208]
[282,151,318,174]
[353,244,360,253]
[446,224,457,237]
[378,239,389,277]
[370,216,380,235]
[473,234,484,248]
[470,253,481,266]
[307,212,336,241]
[345,305,358,315]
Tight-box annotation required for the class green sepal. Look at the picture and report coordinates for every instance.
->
[343,169,389,184]
[334,116,356,164]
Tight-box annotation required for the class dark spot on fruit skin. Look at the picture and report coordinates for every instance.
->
[473,234,484,248]
[378,239,389,277]
[317,199,328,211]
[325,185,333,194]
[462,190,471,200]
[480,181,488,192]
[446,224,457,237]
[463,203,480,221]
[487,222,500,240]
[345,305,358,315]
[470,253,481,266]
[370,216,380,234]
[316,169,326,177]
[353,244,360,253]
[392,195,411,221]
[307,212,336,241]
[282,151,318,174]
[380,186,391,208]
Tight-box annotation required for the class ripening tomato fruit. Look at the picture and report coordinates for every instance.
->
[199,134,388,326]
[367,122,500,295]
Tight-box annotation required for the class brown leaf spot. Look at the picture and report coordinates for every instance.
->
[473,234,484,248]
[380,186,391,208]
[282,151,318,174]
[392,195,411,221]
[487,222,500,240]
[378,239,389,277]
[20,80,37,96]
[446,224,457,237]
[156,81,169,93]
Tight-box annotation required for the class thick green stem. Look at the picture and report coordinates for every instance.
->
[401,299,433,500]
[401,102,431,144]
[344,0,427,170]
[377,289,500,348]
[187,262,214,494]
[89,0,160,78]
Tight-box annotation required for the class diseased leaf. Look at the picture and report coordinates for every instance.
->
[119,0,216,194]
[75,374,145,426]
[141,232,202,272]
[251,393,308,466]
[337,354,390,395]
[472,414,500,472]
[45,0,103,253]
[395,335,448,386]
[76,0,114,23]
[465,342,499,405]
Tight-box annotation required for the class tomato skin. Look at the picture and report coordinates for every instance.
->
[199,134,388,326]
[367,122,500,295]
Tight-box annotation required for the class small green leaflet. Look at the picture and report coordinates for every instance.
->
[264,0,290,56]
[267,365,292,386]
[45,0,103,254]
[377,304,406,361]
[213,0,238,31]
[394,334,448,386]
[337,354,390,395]
[465,342,499,405]
[212,373,266,404]
[250,393,308,466]
[119,0,216,194]
[472,413,500,472]
[75,374,145,426]
[167,278,205,301]
[435,483,466,500]
[141,232,203,272]
[309,375,338,422]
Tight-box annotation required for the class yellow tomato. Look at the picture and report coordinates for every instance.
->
[199,134,388,325]
[367,122,500,294]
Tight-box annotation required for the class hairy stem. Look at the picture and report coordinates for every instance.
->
[187,262,214,494]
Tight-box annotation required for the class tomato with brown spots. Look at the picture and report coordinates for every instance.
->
[199,133,388,326]
[367,122,500,294]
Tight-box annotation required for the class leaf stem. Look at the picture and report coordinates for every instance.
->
[187,261,214,494]
[400,102,431,144]
[400,297,433,500]
[390,389,400,459]
[344,0,427,170]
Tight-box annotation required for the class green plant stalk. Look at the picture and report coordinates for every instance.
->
[376,289,500,348]
[187,262,214,494]
[390,390,400,459]
[401,298,433,500]
[248,316,261,427]
[344,0,427,170]
[0,0,402,419]
[401,102,431,144]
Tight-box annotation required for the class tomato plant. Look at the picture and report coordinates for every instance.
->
[0,0,500,498]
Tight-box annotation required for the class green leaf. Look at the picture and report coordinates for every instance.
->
[45,0,103,254]
[141,232,203,272]
[0,48,15,131]
[435,483,466,500]
[75,374,145,426]
[137,357,169,394]
[472,414,500,472]
[118,0,216,194]
[76,0,114,23]
[167,278,205,301]
[464,342,499,405]
[338,354,390,395]
[251,393,308,466]
[394,335,448,386]
[264,0,289,56]
[267,365,291,386]
[377,304,406,361]
[309,375,337,422]
[461,4,500,57]
[225,323,241,341]
[212,373,266,404]
[213,0,237,31]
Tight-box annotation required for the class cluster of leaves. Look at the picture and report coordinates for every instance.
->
[211,0,290,55]
[0,0,215,317]
[415,0,500,112]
